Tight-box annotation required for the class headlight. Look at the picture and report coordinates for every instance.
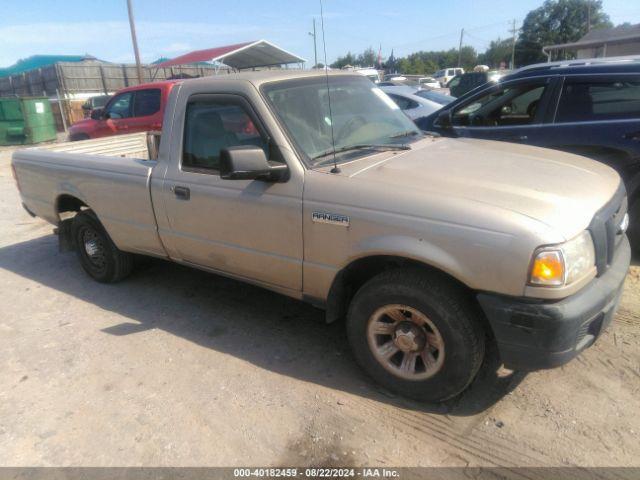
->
[529,231,595,287]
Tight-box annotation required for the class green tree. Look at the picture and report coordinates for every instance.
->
[478,38,514,69]
[515,0,612,66]
[356,47,377,67]
[330,52,356,69]
[392,46,477,75]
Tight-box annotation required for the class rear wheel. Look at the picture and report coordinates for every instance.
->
[346,268,485,402]
[72,211,133,283]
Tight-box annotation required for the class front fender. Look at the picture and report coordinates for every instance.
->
[346,234,467,286]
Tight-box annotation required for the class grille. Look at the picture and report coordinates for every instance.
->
[588,183,627,276]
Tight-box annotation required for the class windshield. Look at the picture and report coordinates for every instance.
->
[262,75,420,165]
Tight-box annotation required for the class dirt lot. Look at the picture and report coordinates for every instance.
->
[0,143,639,468]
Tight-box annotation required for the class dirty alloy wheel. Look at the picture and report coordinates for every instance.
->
[72,211,133,283]
[366,304,446,381]
[347,268,485,403]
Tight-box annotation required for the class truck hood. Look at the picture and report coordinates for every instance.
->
[68,118,96,131]
[334,137,621,240]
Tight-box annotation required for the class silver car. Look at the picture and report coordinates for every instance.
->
[380,85,446,120]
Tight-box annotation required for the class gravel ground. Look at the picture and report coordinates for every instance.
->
[0,142,639,468]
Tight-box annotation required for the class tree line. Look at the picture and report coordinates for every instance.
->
[326,0,614,73]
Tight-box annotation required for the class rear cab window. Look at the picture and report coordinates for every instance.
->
[133,89,161,117]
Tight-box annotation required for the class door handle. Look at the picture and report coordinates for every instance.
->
[508,135,528,142]
[171,185,190,200]
[622,131,640,141]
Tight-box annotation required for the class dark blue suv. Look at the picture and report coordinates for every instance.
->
[416,58,640,252]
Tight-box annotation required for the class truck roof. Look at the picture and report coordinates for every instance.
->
[117,79,181,94]
[182,69,359,88]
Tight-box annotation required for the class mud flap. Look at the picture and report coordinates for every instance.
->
[56,218,75,253]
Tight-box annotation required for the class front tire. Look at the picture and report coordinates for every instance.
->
[346,268,485,402]
[72,211,133,283]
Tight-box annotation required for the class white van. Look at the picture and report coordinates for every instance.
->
[433,67,464,87]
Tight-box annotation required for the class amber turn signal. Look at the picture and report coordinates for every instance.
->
[530,250,565,286]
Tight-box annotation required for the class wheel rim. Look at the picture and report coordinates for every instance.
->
[367,304,445,380]
[81,227,107,272]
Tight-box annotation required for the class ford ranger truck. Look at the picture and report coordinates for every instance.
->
[11,71,631,402]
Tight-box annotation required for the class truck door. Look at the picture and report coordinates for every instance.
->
[157,93,303,292]
[99,91,134,137]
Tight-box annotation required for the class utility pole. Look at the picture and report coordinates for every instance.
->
[458,28,464,67]
[587,1,592,32]
[308,18,318,68]
[510,19,517,70]
[126,0,144,84]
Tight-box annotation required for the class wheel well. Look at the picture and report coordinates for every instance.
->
[325,255,471,324]
[56,194,88,219]
[69,133,89,141]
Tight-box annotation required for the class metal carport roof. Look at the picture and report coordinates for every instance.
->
[154,40,305,70]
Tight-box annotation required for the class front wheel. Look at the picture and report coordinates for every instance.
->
[346,269,485,402]
[71,211,133,283]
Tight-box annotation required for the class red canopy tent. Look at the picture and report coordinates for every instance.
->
[155,40,305,70]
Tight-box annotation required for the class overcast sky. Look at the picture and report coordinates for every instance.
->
[2,0,639,67]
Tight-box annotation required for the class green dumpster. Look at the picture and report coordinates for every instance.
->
[0,97,57,145]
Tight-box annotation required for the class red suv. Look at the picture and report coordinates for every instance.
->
[68,80,179,141]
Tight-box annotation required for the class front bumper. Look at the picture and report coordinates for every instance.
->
[478,236,631,371]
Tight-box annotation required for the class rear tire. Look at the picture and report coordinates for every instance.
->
[346,268,485,402]
[71,210,133,283]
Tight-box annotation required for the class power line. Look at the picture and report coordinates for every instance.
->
[391,18,520,53]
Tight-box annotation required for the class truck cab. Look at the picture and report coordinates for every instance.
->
[68,81,178,141]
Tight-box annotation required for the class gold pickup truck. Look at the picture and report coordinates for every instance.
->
[11,71,631,402]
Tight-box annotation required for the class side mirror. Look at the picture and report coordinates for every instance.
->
[81,103,91,111]
[435,110,453,129]
[219,146,288,182]
[90,108,104,120]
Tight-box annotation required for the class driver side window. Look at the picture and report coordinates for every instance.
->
[452,83,546,127]
[105,92,133,119]
[182,99,268,173]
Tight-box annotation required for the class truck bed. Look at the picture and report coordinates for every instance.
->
[12,131,166,258]
[33,132,160,160]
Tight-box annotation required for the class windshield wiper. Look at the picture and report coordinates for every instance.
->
[312,144,410,164]
[390,130,422,139]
